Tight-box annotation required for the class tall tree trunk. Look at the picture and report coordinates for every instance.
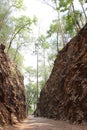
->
[13,42,21,62]
[34,103,36,111]
[79,15,84,27]
[36,43,39,102]
[71,3,81,32]
[13,49,18,62]
[56,32,59,53]
[58,11,66,48]
[43,48,46,84]
[56,1,59,53]
[79,0,87,22]
[60,21,66,47]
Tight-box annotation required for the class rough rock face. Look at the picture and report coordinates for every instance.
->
[0,45,27,125]
[36,24,87,123]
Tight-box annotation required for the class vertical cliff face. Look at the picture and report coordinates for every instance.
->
[36,24,87,123]
[0,45,27,125]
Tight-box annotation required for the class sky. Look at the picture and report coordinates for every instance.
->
[22,0,57,67]
[24,0,56,33]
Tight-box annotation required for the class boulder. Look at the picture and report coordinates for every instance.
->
[35,23,87,124]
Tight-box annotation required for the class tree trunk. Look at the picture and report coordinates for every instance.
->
[13,42,21,62]
[43,48,46,84]
[71,3,81,32]
[36,43,39,102]
[56,32,59,53]
[58,11,66,48]
[60,21,66,47]
[79,0,87,22]
[79,15,84,27]
[7,22,30,52]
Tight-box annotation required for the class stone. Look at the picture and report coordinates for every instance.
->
[35,23,87,124]
[0,45,27,125]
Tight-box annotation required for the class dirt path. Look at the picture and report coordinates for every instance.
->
[3,116,87,130]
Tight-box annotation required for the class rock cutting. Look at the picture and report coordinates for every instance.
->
[35,23,87,124]
[0,44,27,125]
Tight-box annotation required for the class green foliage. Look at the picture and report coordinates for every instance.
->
[59,0,71,12]
[62,13,75,36]
[47,20,60,37]
[0,0,11,44]
[38,35,49,49]
[13,15,32,31]
[12,0,24,9]
[9,48,24,69]
[25,66,36,80]
[26,83,37,113]
[62,10,83,37]
[0,0,37,69]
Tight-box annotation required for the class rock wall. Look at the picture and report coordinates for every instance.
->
[36,24,87,123]
[0,45,27,125]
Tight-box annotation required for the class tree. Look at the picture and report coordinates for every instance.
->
[25,66,36,83]
[0,0,37,69]
[7,16,37,52]
[25,67,37,113]
[47,19,66,53]
[9,47,24,70]
[38,35,49,83]
[26,83,37,113]
[42,0,67,51]
[79,0,87,22]
[62,10,83,39]
[43,0,87,47]
[0,0,24,44]
[0,0,11,44]
[35,42,39,102]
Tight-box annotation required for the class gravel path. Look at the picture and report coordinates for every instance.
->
[2,116,87,130]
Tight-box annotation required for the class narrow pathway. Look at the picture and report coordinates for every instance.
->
[3,116,87,130]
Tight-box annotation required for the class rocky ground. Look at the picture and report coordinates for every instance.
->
[0,44,27,125]
[1,116,87,130]
[35,23,87,123]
